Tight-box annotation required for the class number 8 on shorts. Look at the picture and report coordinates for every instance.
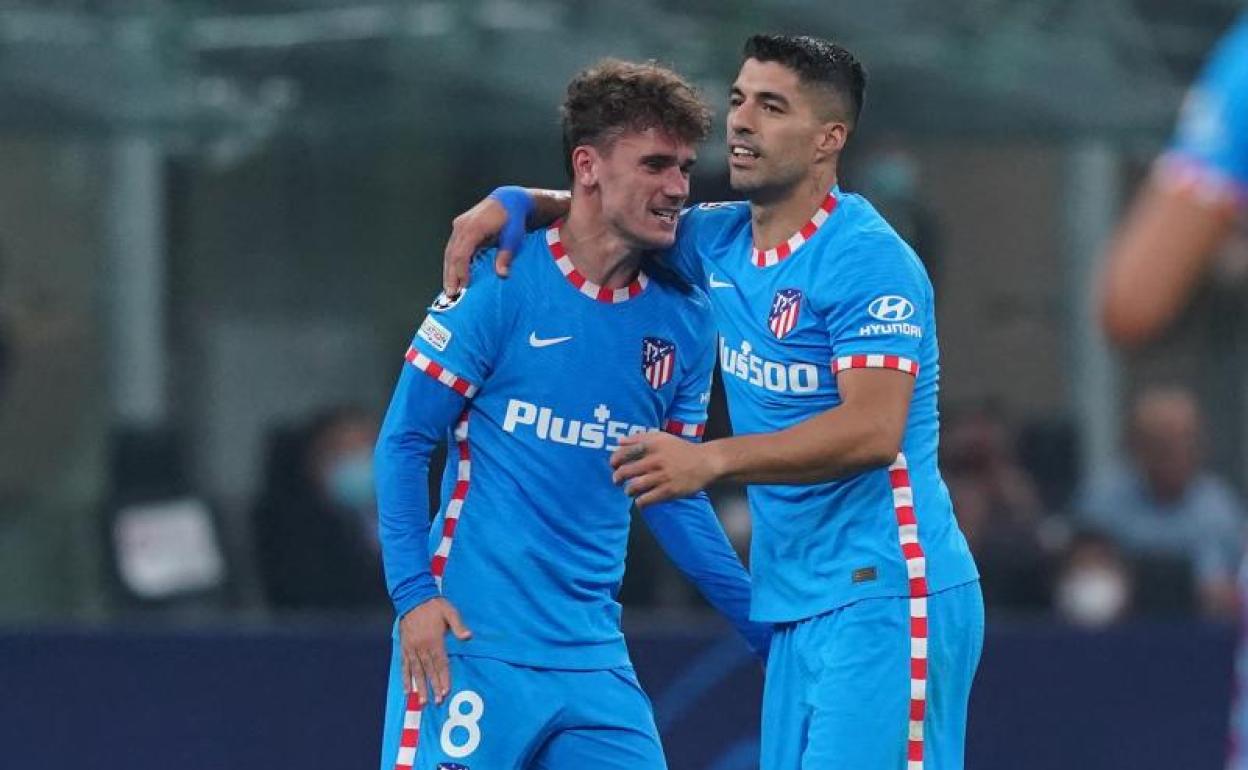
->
[440,690,484,759]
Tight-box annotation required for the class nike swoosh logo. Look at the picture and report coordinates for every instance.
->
[529,332,573,348]
[709,273,734,289]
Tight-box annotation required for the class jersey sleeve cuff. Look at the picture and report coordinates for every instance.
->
[831,353,919,377]
[405,346,480,397]
[392,578,440,619]
[1157,151,1248,213]
[663,419,706,441]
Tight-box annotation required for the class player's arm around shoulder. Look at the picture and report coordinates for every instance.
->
[443,186,571,294]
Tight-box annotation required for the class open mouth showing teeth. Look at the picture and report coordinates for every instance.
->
[730,146,759,159]
[651,209,678,224]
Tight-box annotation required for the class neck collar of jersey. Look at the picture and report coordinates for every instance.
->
[752,187,840,268]
[546,222,649,303]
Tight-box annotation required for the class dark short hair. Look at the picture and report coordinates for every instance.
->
[561,59,711,177]
[742,34,866,126]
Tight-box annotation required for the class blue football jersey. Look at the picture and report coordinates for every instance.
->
[1166,14,1248,210]
[667,189,978,623]
[393,225,717,669]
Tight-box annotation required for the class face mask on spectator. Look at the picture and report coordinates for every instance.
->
[1056,566,1129,627]
[327,450,375,512]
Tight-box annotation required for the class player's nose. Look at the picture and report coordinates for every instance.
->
[660,168,689,201]
[727,104,755,136]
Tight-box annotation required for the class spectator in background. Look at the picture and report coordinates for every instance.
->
[1053,530,1134,628]
[942,404,1052,610]
[252,406,388,612]
[1076,385,1245,619]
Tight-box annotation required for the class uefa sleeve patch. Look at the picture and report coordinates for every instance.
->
[418,315,453,352]
[430,287,467,313]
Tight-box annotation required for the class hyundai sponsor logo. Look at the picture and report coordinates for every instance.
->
[867,295,915,322]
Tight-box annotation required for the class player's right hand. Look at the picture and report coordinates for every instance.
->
[442,197,516,296]
[398,597,473,706]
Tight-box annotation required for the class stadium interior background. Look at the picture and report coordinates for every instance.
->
[2,1,1247,767]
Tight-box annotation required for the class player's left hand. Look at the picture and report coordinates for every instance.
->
[611,432,717,507]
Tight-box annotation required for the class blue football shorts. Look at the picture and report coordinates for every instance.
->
[760,580,984,770]
[379,646,666,770]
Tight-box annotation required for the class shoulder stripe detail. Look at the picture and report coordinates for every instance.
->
[831,354,919,377]
[889,452,930,770]
[547,223,648,302]
[663,420,706,440]
[405,347,479,397]
[753,190,838,268]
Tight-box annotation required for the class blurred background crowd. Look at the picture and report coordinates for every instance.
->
[2,1,1247,634]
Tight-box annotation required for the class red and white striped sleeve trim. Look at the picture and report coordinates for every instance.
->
[405,346,479,397]
[391,412,474,770]
[888,452,931,770]
[391,692,422,769]
[429,411,471,588]
[663,420,706,440]
[830,354,919,377]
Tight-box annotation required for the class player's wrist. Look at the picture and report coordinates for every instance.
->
[488,185,536,225]
[700,439,732,485]
[395,587,441,620]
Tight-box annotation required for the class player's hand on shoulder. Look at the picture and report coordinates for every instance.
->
[398,596,473,706]
[444,196,509,296]
[444,185,536,295]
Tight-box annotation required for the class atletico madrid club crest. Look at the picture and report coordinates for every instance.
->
[768,288,804,339]
[642,337,676,389]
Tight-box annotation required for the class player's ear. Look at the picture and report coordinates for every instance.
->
[814,121,848,162]
[571,145,599,188]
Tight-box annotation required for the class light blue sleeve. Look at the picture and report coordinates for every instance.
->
[375,363,469,618]
[407,257,507,390]
[643,493,771,659]
[825,234,929,368]
[1165,16,1248,204]
[377,260,508,617]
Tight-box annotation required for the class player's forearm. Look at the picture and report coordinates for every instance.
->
[376,434,440,616]
[644,493,771,657]
[376,367,466,615]
[704,403,901,486]
[526,188,571,227]
[1099,177,1233,347]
